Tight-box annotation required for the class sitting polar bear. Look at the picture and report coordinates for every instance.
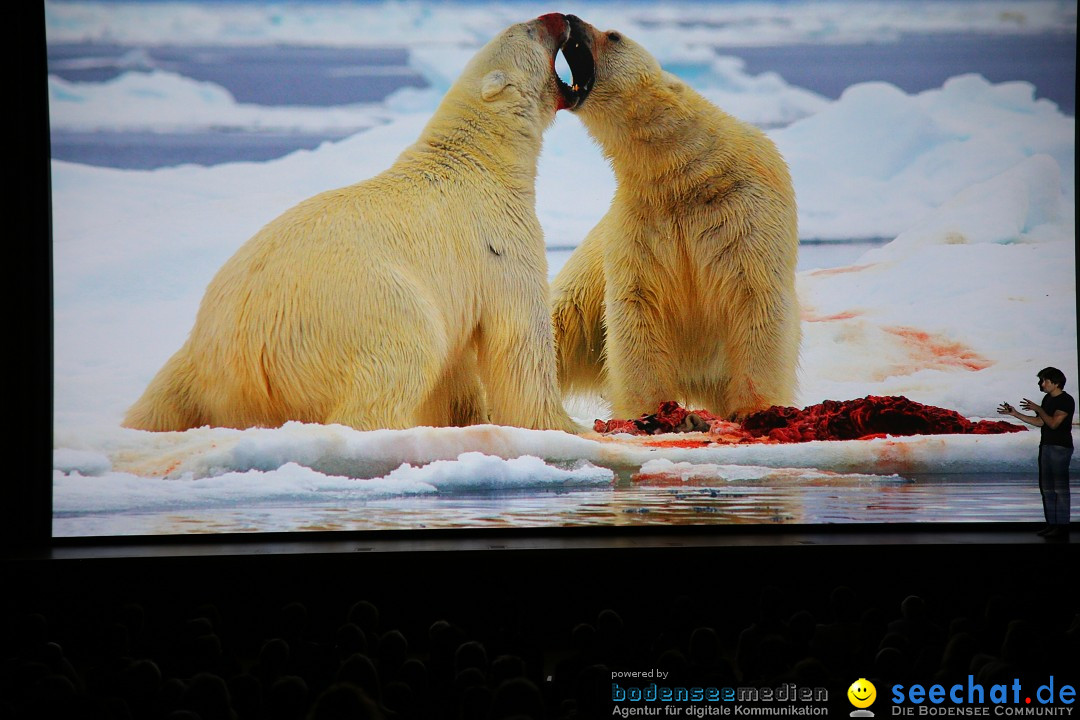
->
[125,15,593,433]
[551,16,801,420]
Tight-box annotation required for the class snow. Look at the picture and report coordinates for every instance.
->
[46,1,1077,534]
[48,70,389,134]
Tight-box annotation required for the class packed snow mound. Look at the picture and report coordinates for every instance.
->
[773,74,1074,240]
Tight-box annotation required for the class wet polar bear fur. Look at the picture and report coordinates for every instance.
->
[551,16,800,419]
[125,16,577,433]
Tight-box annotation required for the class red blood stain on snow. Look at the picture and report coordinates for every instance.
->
[872,437,945,475]
[632,472,697,485]
[801,309,862,322]
[640,438,713,449]
[884,326,992,372]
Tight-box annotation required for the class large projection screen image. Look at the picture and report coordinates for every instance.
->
[48,0,1077,537]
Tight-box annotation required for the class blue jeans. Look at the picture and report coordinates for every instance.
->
[1038,444,1072,526]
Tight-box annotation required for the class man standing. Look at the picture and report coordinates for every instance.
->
[999,367,1074,541]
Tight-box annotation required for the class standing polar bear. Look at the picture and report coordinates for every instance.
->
[551,16,800,420]
[125,15,593,433]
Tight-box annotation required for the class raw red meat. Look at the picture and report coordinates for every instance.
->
[594,397,1025,443]
[593,401,719,435]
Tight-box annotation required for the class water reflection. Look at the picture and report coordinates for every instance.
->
[54,473,1043,537]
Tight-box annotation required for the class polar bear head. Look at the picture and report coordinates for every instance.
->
[441,14,596,133]
[558,16,682,140]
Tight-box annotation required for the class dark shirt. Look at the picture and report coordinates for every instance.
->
[1040,391,1074,448]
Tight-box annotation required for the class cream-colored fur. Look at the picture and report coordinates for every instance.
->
[125,18,575,433]
[551,21,800,419]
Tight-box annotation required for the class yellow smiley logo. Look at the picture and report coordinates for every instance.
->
[848,678,876,708]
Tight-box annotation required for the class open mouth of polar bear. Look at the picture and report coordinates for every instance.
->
[556,17,594,110]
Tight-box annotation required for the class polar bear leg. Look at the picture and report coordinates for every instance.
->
[550,232,607,395]
[416,348,488,427]
[327,342,448,430]
[478,279,574,432]
[323,276,451,430]
[123,346,207,431]
[325,362,431,431]
[603,267,678,419]
[715,287,800,418]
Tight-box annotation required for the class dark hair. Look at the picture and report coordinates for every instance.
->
[1037,367,1067,389]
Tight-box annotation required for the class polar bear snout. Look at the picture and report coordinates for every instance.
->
[536,13,570,46]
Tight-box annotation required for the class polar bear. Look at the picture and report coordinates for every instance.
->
[124,14,592,433]
[550,16,800,419]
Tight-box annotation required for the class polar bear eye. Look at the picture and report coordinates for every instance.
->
[607,32,621,43]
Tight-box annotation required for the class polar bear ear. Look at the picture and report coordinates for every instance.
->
[481,70,511,101]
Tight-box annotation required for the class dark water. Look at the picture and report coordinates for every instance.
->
[48,43,428,105]
[48,43,424,168]
[52,129,355,169]
[48,32,1076,169]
